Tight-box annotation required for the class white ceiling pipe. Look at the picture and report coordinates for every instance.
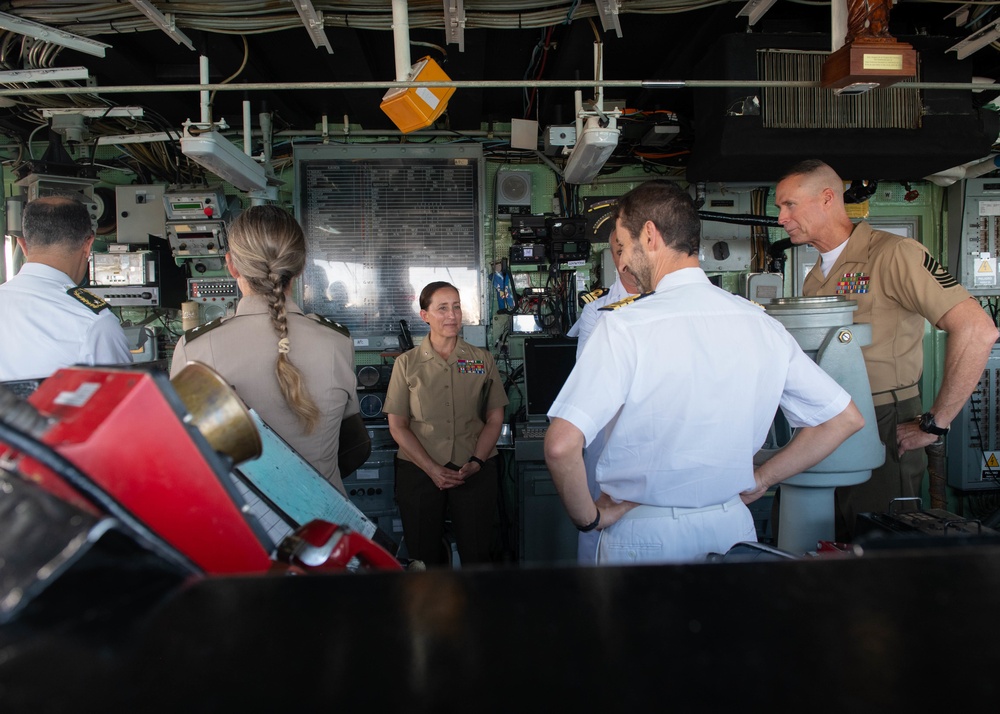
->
[831,0,847,52]
[200,55,211,124]
[243,100,252,156]
[391,0,411,81]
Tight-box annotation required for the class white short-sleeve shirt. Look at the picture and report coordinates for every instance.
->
[0,262,132,381]
[549,267,850,508]
[566,274,630,359]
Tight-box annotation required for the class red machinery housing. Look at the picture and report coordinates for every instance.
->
[0,366,400,578]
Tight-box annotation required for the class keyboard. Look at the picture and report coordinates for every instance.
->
[520,424,548,440]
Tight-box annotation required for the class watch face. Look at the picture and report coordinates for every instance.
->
[920,412,947,435]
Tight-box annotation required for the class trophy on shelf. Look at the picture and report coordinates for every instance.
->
[821,0,917,94]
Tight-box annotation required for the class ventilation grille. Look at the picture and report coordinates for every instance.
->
[757,49,921,130]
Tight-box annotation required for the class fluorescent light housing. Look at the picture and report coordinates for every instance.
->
[736,0,778,27]
[128,0,194,50]
[0,67,90,83]
[595,0,623,39]
[947,19,1000,60]
[443,0,467,52]
[562,116,619,185]
[181,130,268,192]
[292,0,333,54]
[0,11,111,57]
[834,82,880,96]
[42,106,144,118]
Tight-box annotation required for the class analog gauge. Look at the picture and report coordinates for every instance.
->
[360,393,384,419]
[357,365,381,388]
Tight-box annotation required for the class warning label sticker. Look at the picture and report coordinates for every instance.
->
[974,255,997,287]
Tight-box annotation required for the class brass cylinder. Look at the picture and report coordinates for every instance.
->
[170,361,262,466]
[181,301,200,332]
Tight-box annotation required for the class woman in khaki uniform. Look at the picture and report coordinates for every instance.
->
[384,281,508,567]
[170,205,362,495]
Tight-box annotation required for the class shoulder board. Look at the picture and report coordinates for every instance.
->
[578,287,608,308]
[598,291,653,311]
[185,317,226,342]
[308,314,351,337]
[67,287,108,314]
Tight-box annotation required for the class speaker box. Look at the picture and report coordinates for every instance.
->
[496,171,532,217]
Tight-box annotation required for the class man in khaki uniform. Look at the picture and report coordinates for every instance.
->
[776,159,999,540]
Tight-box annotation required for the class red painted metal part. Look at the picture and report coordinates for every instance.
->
[279,520,403,572]
[7,367,273,574]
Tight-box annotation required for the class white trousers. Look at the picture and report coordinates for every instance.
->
[596,496,756,565]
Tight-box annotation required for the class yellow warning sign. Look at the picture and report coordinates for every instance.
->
[980,261,994,273]
[985,453,999,468]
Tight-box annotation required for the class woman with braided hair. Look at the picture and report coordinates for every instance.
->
[171,204,363,495]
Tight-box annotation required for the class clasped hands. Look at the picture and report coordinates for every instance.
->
[430,460,482,490]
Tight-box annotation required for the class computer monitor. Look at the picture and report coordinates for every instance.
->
[522,337,577,422]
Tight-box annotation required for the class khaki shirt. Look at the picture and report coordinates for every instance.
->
[170,294,359,492]
[383,336,508,466]
[803,221,971,404]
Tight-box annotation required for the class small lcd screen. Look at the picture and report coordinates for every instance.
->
[511,314,543,334]
[171,202,203,210]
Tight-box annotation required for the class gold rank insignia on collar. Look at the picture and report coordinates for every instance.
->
[308,314,351,337]
[598,291,653,311]
[66,286,108,313]
[185,317,225,342]
[577,287,608,308]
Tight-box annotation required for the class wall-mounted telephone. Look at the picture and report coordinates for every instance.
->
[398,320,414,352]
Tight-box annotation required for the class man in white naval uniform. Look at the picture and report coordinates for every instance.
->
[0,196,132,382]
[565,232,639,564]
[545,180,865,565]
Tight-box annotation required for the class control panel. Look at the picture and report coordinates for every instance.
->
[87,286,160,307]
[163,185,228,221]
[187,277,239,322]
[959,178,1000,295]
[188,277,240,303]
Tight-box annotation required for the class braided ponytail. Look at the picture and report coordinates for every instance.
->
[227,205,320,432]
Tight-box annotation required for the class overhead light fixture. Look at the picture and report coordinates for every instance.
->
[736,0,778,27]
[181,129,268,192]
[41,106,145,119]
[0,67,90,83]
[944,4,973,27]
[947,19,1000,60]
[96,131,173,146]
[128,0,194,50]
[0,11,111,57]
[291,0,333,54]
[562,115,619,185]
[595,0,623,39]
[833,82,880,96]
[443,0,467,52]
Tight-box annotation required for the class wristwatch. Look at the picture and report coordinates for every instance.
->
[918,412,949,437]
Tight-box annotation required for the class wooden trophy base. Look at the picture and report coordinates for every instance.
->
[821,40,917,91]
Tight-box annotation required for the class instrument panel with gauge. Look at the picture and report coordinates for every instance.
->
[355,364,393,421]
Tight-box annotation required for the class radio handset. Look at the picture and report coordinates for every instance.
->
[398,320,414,351]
